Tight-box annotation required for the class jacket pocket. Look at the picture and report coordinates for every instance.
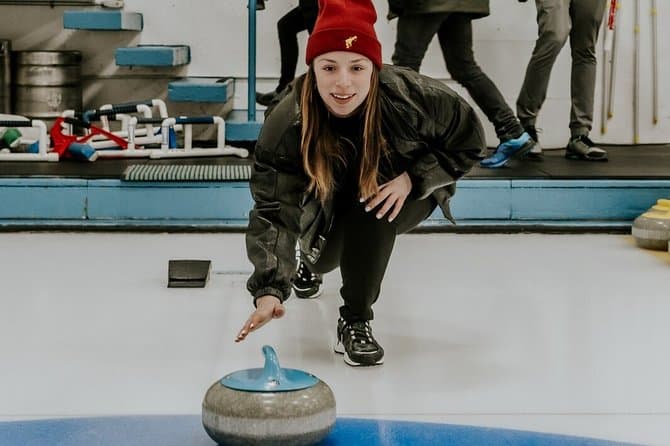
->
[299,204,333,264]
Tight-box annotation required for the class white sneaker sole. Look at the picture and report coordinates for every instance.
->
[292,287,322,299]
[334,340,384,367]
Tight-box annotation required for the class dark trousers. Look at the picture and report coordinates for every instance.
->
[276,3,317,92]
[392,13,523,143]
[305,196,437,322]
[516,0,606,137]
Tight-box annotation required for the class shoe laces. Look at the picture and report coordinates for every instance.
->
[345,320,375,345]
[297,262,319,282]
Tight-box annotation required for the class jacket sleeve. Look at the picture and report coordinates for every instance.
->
[386,0,405,19]
[407,86,487,200]
[245,117,307,305]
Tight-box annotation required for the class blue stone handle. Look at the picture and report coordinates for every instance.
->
[261,345,285,386]
[220,345,319,391]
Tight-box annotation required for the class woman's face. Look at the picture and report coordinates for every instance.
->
[313,51,374,118]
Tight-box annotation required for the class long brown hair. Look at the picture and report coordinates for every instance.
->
[300,66,387,202]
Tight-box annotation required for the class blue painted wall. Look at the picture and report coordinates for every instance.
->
[2,179,669,228]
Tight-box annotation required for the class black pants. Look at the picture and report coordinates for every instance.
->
[276,2,317,92]
[392,13,523,142]
[305,196,437,322]
[516,0,606,136]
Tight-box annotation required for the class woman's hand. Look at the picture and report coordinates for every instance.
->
[235,295,285,342]
[361,171,412,222]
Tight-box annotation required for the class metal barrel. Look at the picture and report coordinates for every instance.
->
[12,51,82,120]
[0,40,11,114]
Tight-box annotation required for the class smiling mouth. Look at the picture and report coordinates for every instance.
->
[331,93,355,102]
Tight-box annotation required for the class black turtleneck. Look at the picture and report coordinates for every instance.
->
[330,112,364,200]
[328,110,409,201]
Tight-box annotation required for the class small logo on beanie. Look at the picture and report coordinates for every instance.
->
[345,36,358,49]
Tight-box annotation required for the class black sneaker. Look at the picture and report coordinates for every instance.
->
[292,261,322,299]
[334,318,384,366]
[565,135,608,161]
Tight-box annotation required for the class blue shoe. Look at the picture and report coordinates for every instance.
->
[480,132,536,168]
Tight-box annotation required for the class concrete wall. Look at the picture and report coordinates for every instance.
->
[0,0,668,148]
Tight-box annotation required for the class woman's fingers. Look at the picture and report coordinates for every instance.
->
[235,301,285,342]
[364,188,391,212]
[375,193,397,220]
[235,310,269,342]
[235,318,254,342]
[387,195,406,222]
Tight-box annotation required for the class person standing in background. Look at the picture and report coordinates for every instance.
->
[256,0,319,106]
[390,0,540,168]
[516,0,608,161]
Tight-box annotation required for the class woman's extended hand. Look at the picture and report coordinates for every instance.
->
[361,171,412,222]
[235,295,285,342]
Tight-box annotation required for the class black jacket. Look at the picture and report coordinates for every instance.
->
[246,65,486,303]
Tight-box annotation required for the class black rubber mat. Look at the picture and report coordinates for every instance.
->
[167,259,211,288]
[1,145,668,180]
[0,156,252,179]
[469,145,670,179]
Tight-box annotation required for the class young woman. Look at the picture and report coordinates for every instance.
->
[236,0,486,367]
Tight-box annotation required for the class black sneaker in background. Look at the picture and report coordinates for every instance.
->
[255,90,278,107]
[565,135,608,161]
[334,318,384,366]
[292,261,322,299]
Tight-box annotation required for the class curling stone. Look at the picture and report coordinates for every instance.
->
[631,199,670,250]
[202,345,336,446]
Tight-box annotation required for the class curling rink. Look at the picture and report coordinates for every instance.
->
[1,231,669,445]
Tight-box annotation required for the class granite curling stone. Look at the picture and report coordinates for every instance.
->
[202,345,336,446]
[631,199,670,250]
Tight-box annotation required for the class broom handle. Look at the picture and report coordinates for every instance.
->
[633,0,640,144]
[600,22,609,134]
[606,0,618,119]
[651,0,658,125]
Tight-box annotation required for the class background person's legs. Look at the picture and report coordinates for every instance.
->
[299,0,318,33]
[568,0,607,137]
[276,6,309,93]
[256,6,308,105]
[516,0,571,129]
[439,14,524,143]
[392,12,450,72]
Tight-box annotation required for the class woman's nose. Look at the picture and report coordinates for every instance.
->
[335,72,351,88]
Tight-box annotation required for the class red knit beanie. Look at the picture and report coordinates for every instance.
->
[305,0,382,69]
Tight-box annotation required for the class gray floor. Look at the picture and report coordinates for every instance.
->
[0,232,668,445]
